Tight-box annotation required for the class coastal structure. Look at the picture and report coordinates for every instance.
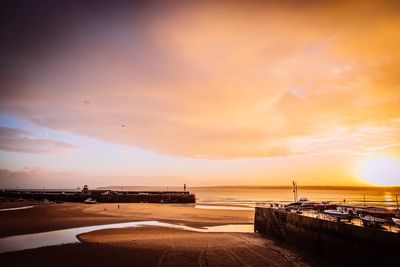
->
[254,207,400,266]
[0,187,195,204]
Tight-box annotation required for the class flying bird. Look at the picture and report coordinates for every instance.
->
[84,101,90,104]
[121,124,126,127]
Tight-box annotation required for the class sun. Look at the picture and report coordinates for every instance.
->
[357,156,400,186]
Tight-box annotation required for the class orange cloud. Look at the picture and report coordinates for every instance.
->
[0,1,399,159]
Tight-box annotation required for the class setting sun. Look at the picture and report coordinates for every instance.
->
[357,157,400,186]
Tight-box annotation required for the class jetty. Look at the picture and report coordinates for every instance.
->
[254,207,400,266]
[0,187,195,204]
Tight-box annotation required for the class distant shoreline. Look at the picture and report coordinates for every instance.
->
[2,185,400,191]
[98,185,400,190]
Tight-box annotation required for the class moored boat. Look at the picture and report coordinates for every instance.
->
[313,202,337,211]
[363,207,396,219]
[41,198,54,204]
[285,197,314,210]
[393,218,400,228]
[289,208,302,214]
[324,209,353,221]
[359,214,386,228]
[84,198,97,204]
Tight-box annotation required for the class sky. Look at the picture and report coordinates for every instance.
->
[1,0,400,188]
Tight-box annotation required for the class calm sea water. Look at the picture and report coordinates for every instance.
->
[103,186,400,208]
[191,187,400,207]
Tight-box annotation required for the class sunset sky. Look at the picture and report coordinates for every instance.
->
[1,0,400,188]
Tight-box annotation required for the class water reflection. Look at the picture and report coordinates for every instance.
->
[195,205,254,211]
[0,221,253,254]
[205,224,254,232]
[0,206,35,212]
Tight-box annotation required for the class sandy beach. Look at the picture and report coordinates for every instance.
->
[0,202,328,266]
[0,202,254,237]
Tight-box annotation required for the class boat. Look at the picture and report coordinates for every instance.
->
[289,208,302,214]
[285,197,313,210]
[324,208,353,221]
[363,207,396,219]
[393,218,400,228]
[298,198,314,209]
[359,214,386,228]
[84,198,97,204]
[299,197,309,202]
[313,202,337,211]
[41,198,54,204]
[337,205,356,215]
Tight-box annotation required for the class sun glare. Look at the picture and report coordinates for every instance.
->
[357,156,400,186]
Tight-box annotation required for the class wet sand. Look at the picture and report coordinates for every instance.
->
[0,202,254,237]
[0,202,325,266]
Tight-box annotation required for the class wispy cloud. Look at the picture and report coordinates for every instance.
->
[0,167,184,189]
[0,127,77,154]
[0,167,83,188]
[291,124,400,156]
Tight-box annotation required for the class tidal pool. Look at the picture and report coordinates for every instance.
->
[0,221,254,254]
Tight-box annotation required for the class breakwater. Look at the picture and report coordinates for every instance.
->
[254,207,400,266]
[0,189,195,203]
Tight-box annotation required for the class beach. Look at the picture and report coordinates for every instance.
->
[0,202,324,266]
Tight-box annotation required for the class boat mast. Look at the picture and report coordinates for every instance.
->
[292,181,298,202]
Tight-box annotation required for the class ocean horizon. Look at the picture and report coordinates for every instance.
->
[4,185,399,208]
[98,185,400,208]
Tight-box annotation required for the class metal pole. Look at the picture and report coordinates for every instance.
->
[292,181,296,202]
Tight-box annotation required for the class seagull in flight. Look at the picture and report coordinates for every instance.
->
[84,100,90,104]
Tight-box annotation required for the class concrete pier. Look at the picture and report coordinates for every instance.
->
[0,189,196,203]
[254,207,400,266]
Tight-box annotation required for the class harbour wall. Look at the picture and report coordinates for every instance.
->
[0,190,196,203]
[254,207,400,266]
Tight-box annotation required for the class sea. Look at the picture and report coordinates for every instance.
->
[101,186,400,208]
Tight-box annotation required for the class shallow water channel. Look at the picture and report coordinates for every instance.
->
[0,206,35,212]
[0,221,254,254]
